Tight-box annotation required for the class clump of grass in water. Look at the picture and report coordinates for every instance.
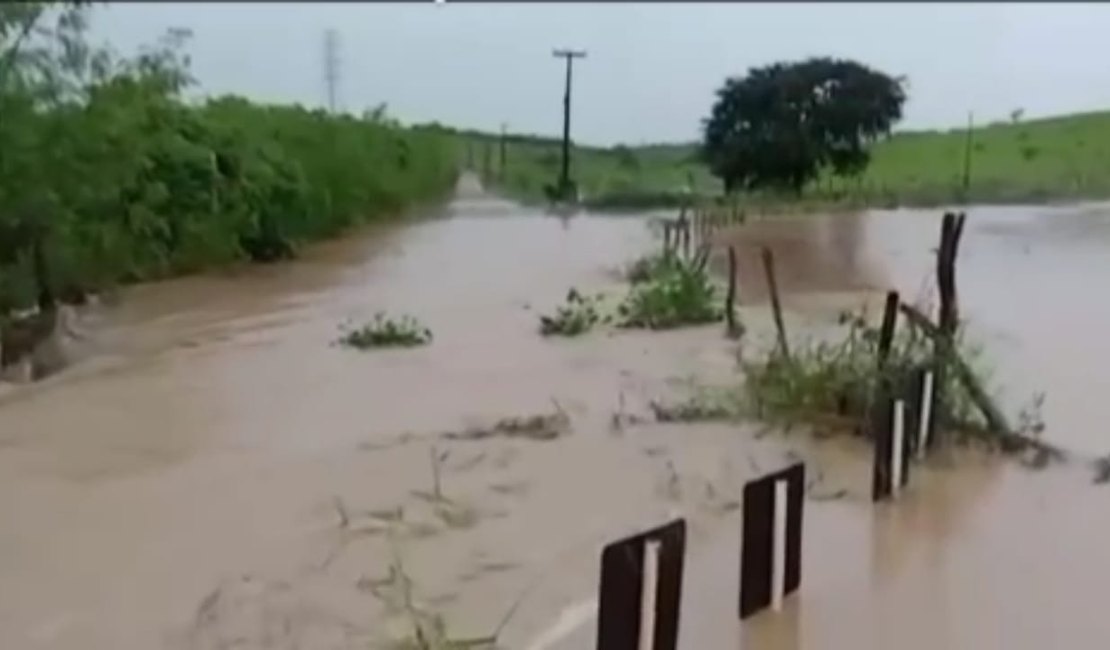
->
[538,288,607,337]
[742,308,985,431]
[649,387,740,423]
[338,312,433,350]
[617,251,725,330]
[623,250,681,285]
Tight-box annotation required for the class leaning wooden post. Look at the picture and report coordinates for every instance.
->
[761,246,790,360]
[725,246,739,338]
[899,302,1012,437]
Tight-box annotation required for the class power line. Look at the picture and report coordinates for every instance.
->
[324,29,340,113]
[552,48,586,199]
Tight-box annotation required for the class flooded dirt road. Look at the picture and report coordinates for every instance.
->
[2,179,1110,649]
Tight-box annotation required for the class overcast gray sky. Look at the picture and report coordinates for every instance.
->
[90,2,1110,146]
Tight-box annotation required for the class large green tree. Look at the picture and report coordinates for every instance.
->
[701,57,906,194]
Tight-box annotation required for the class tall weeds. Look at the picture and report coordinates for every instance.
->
[743,309,986,430]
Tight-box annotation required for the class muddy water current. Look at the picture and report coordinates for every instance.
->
[1,180,1109,649]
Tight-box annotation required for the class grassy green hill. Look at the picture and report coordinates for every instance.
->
[459,110,1110,209]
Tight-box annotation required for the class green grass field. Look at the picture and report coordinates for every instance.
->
[461,109,1110,209]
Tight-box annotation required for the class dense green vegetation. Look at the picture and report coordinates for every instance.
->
[469,109,1110,211]
[0,3,458,316]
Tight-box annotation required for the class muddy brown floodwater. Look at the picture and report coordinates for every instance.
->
[1,177,1109,650]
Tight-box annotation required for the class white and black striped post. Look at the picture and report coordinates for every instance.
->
[914,367,937,459]
[637,540,660,650]
[597,519,686,650]
[739,462,805,619]
[873,390,912,501]
[891,398,906,497]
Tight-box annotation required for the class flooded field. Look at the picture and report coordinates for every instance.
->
[2,179,1110,649]
[717,203,1110,455]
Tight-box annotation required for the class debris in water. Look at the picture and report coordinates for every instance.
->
[649,396,736,423]
[441,410,571,442]
[1093,456,1110,485]
[809,489,850,502]
[488,481,530,497]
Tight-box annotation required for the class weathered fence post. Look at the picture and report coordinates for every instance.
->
[725,246,739,338]
[934,211,966,445]
[761,247,790,360]
[875,291,900,374]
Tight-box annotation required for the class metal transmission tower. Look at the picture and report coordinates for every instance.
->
[324,29,340,113]
[552,49,586,199]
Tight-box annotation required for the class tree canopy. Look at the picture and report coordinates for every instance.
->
[701,57,906,193]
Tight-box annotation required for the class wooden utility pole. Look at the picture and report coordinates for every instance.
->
[552,48,586,198]
[499,122,508,180]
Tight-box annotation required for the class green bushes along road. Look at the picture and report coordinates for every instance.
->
[0,5,459,314]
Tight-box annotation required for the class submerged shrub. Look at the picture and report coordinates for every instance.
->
[618,252,723,330]
[624,250,682,284]
[338,313,433,350]
[539,288,605,337]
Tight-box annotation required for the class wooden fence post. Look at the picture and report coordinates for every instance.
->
[761,247,789,360]
[725,246,739,338]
